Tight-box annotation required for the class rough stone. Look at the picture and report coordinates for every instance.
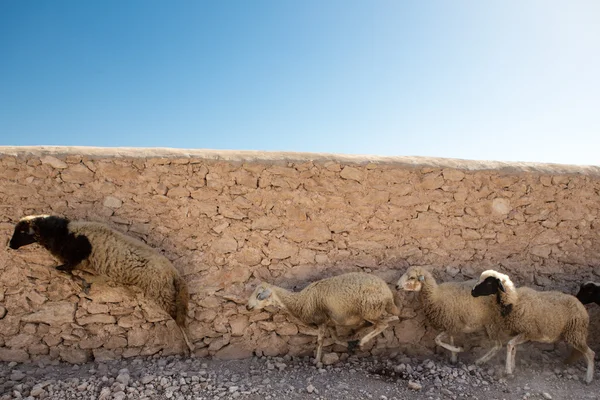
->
[40,155,68,169]
[21,302,75,325]
[103,196,123,208]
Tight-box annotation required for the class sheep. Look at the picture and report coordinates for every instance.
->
[246,272,400,364]
[576,281,600,306]
[8,214,194,353]
[396,266,504,365]
[472,270,594,383]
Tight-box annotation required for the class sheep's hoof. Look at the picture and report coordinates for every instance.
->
[347,340,359,354]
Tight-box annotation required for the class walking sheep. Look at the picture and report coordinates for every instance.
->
[396,266,504,365]
[472,270,594,383]
[246,272,400,364]
[8,215,194,353]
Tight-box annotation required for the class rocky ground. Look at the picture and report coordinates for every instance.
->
[1,346,599,400]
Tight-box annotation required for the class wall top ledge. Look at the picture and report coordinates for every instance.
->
[0,146,598,175]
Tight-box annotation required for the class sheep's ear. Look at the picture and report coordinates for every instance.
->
[418,275,424,282]
[28,220,40,236]
[257,288,271,301]
[497,280,506,292]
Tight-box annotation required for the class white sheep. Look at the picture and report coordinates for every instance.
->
[472,269,594,383]
[9,215,194,353]
[246,272,400,364]
[396,266,504,365]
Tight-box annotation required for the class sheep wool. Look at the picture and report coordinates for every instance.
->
[472,269,594,384]
[396,266,504,365]
[9,215,194,353]
[247,272,399,364]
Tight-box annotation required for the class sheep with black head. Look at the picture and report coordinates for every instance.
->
[9,214,194,353]
[472,269,594,383]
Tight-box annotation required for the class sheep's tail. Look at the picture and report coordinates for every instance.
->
[173,275,194,353]
[386,299,400,316]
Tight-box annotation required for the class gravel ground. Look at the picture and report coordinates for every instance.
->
[1,347,599,400]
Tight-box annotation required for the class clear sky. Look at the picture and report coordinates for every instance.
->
[1,1,599,165]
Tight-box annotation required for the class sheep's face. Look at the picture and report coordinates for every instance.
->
[8,219,39,249]
[472,276,504,297]
[576,282,600,305]
[246,283,274,311]
[396,269,425,291]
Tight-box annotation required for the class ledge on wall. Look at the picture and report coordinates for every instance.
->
[0,146,599,175]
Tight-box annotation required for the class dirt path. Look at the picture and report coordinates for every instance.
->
[1,348,599,400]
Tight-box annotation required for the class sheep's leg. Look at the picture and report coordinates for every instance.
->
[356,316,398,347]
[449,336,458,364]
[475,340,502,365]
[178,325,194,354]
[434,332,464,354]
[506,334,527,375]
[572,344,595,384]
[315,325,326,364]
[583,347,595,384]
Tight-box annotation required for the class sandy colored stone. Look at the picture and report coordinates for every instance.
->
[492,198,511,215]
[77,314,117,325]
[103,196,123,208]
[0,348,29,362]
[229,316,250,337]
[235,247,263,266]
[214,342,254,360]
[21,302,75,325]
[60,348,90,364]
[442,168,465,182]
[40,155,68,169]
[286,221,331,243]
[127,328,151,347]
[267,239,298,259]
[340,166,364,182]
[252,216,281,230]
[211,236,238,253]
[61,164,94,183]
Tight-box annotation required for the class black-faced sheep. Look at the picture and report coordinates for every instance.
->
[472,270,594,383]
[8,215,194,353]
[396,266,504,365]
[576,281,600,306]
[246,272,400,364]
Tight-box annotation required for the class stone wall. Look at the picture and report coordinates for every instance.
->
[1,146,600,364]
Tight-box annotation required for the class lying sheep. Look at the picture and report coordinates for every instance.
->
[576,281,600,306]
[246,272,399,364]
[396,266,504,365]
[8,215,194,353]
[472,270,594,383]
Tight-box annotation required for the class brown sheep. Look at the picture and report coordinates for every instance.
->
[246,272,399,364]
[396,266,504,365]
[472,269,594,383]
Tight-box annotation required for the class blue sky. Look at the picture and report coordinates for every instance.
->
[1,1,599,165]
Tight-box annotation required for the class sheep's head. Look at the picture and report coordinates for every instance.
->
[246,282,274,311]
[8,215,49,249]
[472,270,513,297]
[396,267,429,291]
[576,282,600,305]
